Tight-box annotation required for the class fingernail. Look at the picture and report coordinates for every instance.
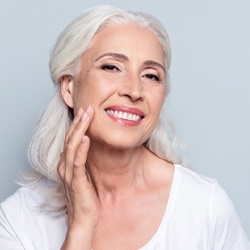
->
[81,112,88,123]
[86,105,92,114]
[76,108,83,117]
[81,136,87,143]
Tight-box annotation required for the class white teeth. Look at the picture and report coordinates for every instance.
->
[133,114,139,121]
[128,114,133,120]
[106,109,141,121]
[122,112,128,120]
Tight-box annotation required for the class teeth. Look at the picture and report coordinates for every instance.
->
[122,112,128,120]
[106,109,141,121]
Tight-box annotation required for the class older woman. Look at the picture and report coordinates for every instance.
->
[0,5,249,250]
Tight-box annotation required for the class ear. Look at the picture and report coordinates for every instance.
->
[60,75,74,108]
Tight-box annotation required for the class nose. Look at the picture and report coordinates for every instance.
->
[118,74,144,102]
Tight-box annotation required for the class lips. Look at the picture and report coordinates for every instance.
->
[105,105,145,123]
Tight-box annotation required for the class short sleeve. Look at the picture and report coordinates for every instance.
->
[209,183,250,249]
[0,204,24,250]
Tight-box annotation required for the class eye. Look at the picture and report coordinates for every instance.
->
[144,74,161,82]
[100,64,119,72]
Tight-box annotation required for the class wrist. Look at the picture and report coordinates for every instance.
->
[62,222,97,250]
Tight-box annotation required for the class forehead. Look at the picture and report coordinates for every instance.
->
[85,24,165,63]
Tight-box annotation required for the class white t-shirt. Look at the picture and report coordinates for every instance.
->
[0,165,249,250]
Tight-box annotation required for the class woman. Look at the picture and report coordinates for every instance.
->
[0,5,249,250]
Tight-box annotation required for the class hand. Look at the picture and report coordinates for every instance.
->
[57,105,99,249]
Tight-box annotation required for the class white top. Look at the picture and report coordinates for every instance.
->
[0,165,249,250]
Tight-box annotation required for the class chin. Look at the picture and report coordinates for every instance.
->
[89,133,147,151]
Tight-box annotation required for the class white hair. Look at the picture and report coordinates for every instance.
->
[25,5,185,212]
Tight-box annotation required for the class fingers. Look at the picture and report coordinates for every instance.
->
[65,107,84,142]
[57,107,84,181]
[64,105,94,184]
[71,135,92,198]
[73,135,90,181]
[57,105,94,184]
[64,106,93,150]
[57,152,65,180]
[57,105,99,233]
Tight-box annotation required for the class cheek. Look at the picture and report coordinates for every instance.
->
[73,76,116,110]
[150,88,166,111]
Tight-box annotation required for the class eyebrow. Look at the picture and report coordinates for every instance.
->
[144,60,166,73]
[95,53,128,62]
[95,52,166,73]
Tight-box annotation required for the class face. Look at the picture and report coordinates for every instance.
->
[64,24,166,149]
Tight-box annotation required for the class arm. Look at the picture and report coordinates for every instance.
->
[58,106,99,250]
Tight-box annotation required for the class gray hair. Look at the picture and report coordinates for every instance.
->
[26,5,184,212]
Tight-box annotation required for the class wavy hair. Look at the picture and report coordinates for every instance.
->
[26,5,185,212]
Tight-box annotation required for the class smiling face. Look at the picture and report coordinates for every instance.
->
[62,24,167,150]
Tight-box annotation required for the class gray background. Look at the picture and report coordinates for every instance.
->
[1,0,249,238]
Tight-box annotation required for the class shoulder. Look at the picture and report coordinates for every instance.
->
[174,164,240,214]
[173,164,236,214]
[0,178,52,231]
[171,164,238,231]
[1,178,50,211]
[172,165,250,248]
[174,164,219,196]
[0,179,67,249]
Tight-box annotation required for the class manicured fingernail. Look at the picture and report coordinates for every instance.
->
[86,105,92,114]
[81,112,88,123]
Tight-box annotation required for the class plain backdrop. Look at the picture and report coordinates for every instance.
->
[1,0,249,238]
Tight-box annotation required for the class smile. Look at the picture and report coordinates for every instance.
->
[106,109,142,122]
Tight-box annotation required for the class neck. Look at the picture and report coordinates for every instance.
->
[86,143,147,200]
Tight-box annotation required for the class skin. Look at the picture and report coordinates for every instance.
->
[58,24,174,250]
